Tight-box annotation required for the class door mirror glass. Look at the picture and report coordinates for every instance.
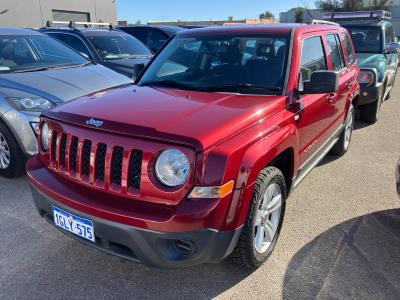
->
[301,71,339,94]
[387,42,400,54]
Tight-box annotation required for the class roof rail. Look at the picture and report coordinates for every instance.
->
[311,19,339,26]
[46,20,113,29]
[323,10,391,21]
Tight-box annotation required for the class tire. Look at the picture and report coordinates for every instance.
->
[231,166,286,269]
[330,104,354,156]
[359,95,382,124]
[0,121,26,178]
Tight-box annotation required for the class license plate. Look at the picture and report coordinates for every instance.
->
[53,207,95,242]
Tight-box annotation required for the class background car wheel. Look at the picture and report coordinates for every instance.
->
[359,95,382,124]
[231,166,286,269]
[330,104,354,156]
[0,122,26,178]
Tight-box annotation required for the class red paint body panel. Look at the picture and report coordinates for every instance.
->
[27,24,360,235]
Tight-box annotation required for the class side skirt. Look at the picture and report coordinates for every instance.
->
[291,124,344,191]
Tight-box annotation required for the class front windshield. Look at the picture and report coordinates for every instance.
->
[87,34,152,60]
[0,34,88,73]
[345,26,382,53]
[139,34,290,95]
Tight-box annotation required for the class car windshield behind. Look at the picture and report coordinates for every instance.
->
[345,26,382,53]
[139,34,290,95]
[0,34,88,73]
[87,33,152,60]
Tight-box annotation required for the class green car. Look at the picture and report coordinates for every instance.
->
[324,11,400,123]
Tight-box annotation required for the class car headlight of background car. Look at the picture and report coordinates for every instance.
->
[6,96,55,112]
[358,69,376,86]
[155,149,190,187]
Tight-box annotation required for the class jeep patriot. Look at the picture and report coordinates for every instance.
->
[27,24,360,268]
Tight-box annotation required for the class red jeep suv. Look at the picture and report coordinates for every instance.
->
[27,24,360,268]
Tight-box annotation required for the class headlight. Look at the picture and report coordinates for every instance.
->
[155,149,190,187]
[6,96,55,112]
[358,70,376,86]
[41,122,50,151]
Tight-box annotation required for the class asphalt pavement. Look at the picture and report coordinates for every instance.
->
[1,78,400,299]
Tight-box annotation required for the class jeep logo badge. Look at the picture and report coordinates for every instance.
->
[85,118,104,128]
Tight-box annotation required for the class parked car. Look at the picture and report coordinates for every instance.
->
[40,22,152,79]
[117,25,183,53]
[27,24,360,268]
[0,27,132,177]
[324,11,400,123]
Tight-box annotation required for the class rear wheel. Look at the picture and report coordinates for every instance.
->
[231,166,286,268]
[0,122,26,178]
[330,104,354,156]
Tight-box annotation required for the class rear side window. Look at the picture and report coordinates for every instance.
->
[342,33,356,65]
[300,36,327,83]
[326,34,345,71]
[48,33,91,58]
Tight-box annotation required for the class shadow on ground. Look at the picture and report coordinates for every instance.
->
[283,209,400,299]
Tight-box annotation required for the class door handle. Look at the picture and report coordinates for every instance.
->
[327,94,335,103]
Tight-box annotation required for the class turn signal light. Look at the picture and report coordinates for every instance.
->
[188,180,235,199]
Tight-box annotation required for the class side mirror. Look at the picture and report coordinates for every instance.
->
[386,42,400,54]
[301,71,339,94]
[132,63,145,81]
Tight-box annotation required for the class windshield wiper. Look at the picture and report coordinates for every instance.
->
[14,66,51,73]
[205,83,282,93]
[140,80,201,90]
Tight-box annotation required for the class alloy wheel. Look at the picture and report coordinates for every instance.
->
[0,132,10,169]
[253,183,282,254]
[343,109,354,151]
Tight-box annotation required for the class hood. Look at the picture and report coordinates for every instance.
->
[102,57,151,78]
[356,53,387,82]
[45,86,287,151]
[0,64,132,104]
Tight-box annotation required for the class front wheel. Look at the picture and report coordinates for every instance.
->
[330,104,354,156]
[0,122,26,178]
[231,166,286,268]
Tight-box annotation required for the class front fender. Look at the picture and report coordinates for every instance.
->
[222,122,299,230]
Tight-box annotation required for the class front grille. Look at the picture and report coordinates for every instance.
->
[82,140,92,177]
[49,131,143,194]
[129,151,142,189]
[70,136,79,172]
[96,143,107,181]
[112,147,124,185]
[59,134,67,168]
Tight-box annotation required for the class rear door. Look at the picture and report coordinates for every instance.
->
[297,33,335,166]
[325,32,350,128]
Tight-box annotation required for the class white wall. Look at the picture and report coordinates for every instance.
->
[0,0,117,28]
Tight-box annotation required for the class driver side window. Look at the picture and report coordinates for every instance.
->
[300,36,327,84]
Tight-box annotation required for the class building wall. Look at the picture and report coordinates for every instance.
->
[0,0,117,28]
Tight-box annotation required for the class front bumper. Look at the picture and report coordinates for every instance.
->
[2,109,39,156]
[358,82,383,107]
[29,184,241,268]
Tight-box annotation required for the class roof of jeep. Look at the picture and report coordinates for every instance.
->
[177,24,347,37]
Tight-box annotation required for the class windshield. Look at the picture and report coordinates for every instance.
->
[87,34,152,60]
[0,34,88,73]
[139,34,290,95]
[344,26,382,53]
